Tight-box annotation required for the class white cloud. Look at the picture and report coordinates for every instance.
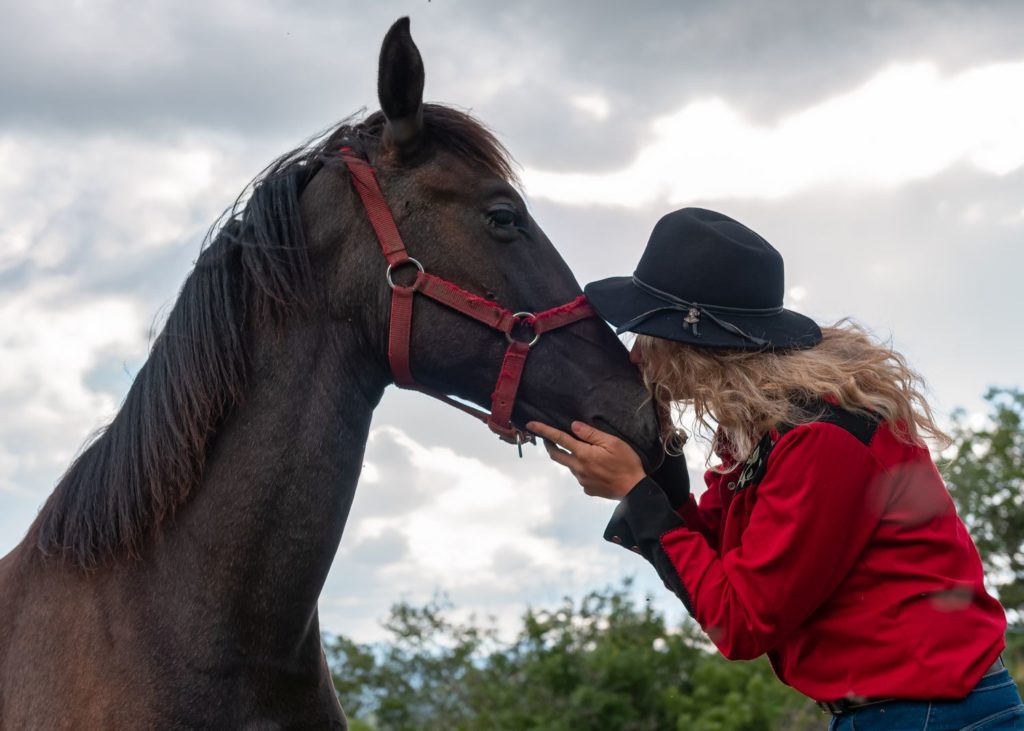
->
[0,132,249,269]
[0,130,256,497]
[0,282,145,493]
[786,285,808,305]
[570,93,612,121]
[356,426,562,583]
[321,423,694,642]
[963,202,986,223]
[524,60,1024,206]
[1000,207,1024,226]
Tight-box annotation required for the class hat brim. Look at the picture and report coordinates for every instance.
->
[585,276,822,351]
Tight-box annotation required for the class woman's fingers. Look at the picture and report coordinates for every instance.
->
[572,420,638,460]
[527,421,587,453]
[530,420,643,499]
[543,439,581,470]
[570,420,608,445]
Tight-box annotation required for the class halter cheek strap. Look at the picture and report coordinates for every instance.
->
[340,147,595,449]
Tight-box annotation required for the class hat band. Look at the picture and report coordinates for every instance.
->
[615,276,782,347]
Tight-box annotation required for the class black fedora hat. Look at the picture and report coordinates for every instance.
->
[585,208,821,350]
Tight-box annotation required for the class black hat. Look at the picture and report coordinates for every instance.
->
[585,208,821,350]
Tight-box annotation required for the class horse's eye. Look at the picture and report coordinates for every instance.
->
[486,206,519,229]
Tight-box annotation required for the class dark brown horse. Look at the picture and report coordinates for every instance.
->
[0,19,660,730]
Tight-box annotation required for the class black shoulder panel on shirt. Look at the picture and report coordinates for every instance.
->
[810,401,880,446]
[735,401,880,491]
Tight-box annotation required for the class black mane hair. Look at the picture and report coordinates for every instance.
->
[35,104,515,567]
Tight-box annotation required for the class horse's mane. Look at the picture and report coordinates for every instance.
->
[35,104,515,568]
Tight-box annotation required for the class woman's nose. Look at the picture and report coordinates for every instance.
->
[629,340,643,366]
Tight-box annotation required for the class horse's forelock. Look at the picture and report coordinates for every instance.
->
[334,105,518,185]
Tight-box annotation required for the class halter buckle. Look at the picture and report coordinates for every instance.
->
[506,311,541,348]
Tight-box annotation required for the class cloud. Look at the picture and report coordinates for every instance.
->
[0,283,145,494]
[5,1,1024,173]
[0,133,245,268]
[570,93,612,121]
[524,60,1024,206]
[353,426,561,583]
[0,129,259,502]
[0,1,378,136]
[323,423,688,642]
[446,0,1024,170]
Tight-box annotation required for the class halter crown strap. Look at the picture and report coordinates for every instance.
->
[340,149,409,265]
[339,146,594,446]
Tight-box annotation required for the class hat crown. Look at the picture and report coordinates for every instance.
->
[583,207,821,350]
[635,208,783,310]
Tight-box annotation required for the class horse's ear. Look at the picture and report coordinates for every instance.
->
[378,17,424,151]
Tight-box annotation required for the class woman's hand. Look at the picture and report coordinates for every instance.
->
[527,420,646,500]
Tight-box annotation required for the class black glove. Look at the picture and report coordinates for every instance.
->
[603,451,690,551]
[598,466,696,610]
[649,452,690,510]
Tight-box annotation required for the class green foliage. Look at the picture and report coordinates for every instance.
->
[346,721,376,731]
[324,595,495,730]
[942,388,1024,618]
[324,581,819,731]
[1006,628,1024,681]
[670,651,819,731]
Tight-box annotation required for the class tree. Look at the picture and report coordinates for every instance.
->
[942,388,1024,618]
[942,387,1024,676]
[324,594,494,730]
[324,581,819,730]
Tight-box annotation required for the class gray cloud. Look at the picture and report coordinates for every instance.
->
[529,164,1024,418]
[5,1,1023,171]
[431,0,1024,168]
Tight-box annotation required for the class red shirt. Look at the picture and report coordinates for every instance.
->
[609,416,1006,701]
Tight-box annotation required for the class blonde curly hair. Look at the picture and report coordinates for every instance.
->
[635,320,951,465]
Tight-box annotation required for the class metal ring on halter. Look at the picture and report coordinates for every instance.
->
[506,311,540,347]
[386,258,425,290]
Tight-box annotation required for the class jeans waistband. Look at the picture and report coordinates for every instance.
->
[818,656,1006,716]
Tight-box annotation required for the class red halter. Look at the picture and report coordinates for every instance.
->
[339,147,595,449]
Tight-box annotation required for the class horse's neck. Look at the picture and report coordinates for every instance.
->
[149,317,387,655]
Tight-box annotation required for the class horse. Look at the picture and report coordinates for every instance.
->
[0,18,661,730]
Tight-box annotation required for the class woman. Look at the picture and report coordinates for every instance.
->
[528,208,1022,729]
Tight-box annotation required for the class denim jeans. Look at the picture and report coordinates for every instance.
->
[827,669,1024,730]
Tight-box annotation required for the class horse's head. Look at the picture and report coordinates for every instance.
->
[303,18,663,468]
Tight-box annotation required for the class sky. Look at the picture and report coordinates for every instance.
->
[2,0,1023,643]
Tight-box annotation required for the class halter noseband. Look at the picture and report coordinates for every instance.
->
[339,147,595,451]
